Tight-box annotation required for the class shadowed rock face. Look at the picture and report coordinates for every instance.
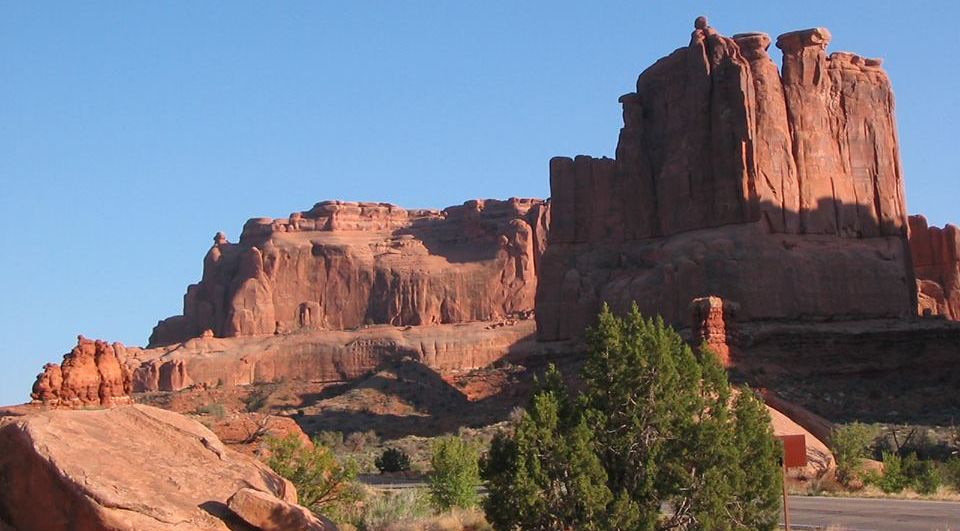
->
[537,20,916,340]
[910,215,960,319]
[150,198,548,346]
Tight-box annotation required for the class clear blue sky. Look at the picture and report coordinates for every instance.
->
[1,1,957,406]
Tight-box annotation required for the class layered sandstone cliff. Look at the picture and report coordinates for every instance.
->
[151,198,548,346]
[910,215,960,319]
[537,20,916,340]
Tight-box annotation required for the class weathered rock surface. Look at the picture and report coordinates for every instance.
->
[32,320,537,397]
[151,198,548,346]
[0,404,322,531]
[909,215,960,319]
[31,335,133,408]
[690,296,737,366]
[537,20,914,340]
[228,488,334,531]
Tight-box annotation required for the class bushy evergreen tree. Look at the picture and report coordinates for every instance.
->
[482,366,611,530]
[482,304,782,530]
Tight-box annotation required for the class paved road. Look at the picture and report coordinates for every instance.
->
[359,478,959,530]
[785,496,959,530]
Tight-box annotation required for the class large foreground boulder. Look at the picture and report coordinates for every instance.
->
[0,405,334,531]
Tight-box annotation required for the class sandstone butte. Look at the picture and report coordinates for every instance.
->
[20,19,960,467]
[536,23,921,340]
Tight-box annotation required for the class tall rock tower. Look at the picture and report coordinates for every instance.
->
[537,19,915,340]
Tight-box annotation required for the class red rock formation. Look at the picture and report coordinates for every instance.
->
[151,198,548,346]
[537,19,915,340]
[690,296,737,366]
[0,405,323,531]
[133,319,537,393]
[909,215,960,319]
[31,336,133,407]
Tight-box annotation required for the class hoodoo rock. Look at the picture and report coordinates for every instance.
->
[150,198,548,346]
[909,215,960,320]
[0,405,331,531]
[31,335,133,407]
[536,20,915,340]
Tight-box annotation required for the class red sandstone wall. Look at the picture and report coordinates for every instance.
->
[910,215,960,319]
[151,198,548,346]
[537,21,915,340]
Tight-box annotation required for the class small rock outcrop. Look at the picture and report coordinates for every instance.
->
[228,488,334,531]
[151,198,549,346]
[0,405,328,531]
[690,296,737,366]
[910,215,960,319]
[536,19,915,340]
[31,335,133,407]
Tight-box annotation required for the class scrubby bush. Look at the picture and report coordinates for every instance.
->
[830,423,874,487]
[945,457,960,490]
[194,402,226,419]
[870,451,909,493]
[375,447,412,474]
[429,436,481,511]
[264,433,361,518]
[358,489,432,530]
[346,429,380,452]
[903,453,942,494]
[315,430,345,450]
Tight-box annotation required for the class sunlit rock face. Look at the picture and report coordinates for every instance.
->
[150,198,549,346]
[910,215,960,320]
[536,19,916,340]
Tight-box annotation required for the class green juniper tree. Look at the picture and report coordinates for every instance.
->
[482,366,612,530]
[482,304,782,531]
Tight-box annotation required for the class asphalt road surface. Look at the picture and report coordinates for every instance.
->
[359,478,958,530]
[785,495,959,530]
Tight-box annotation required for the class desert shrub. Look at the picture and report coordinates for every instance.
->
[482,305,782,530]
[358,489,432,530]
[194,402,226,419]
[945,457,960,490]
[830,423,873,487]
[902,453,941,494]
[429,436,481,511]
[316,430,345,450]
[346,430,381,452]
[375,448,412,474]
[870,451,909,493]
[264,433,361,518]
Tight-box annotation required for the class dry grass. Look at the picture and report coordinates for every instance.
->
[378,508,490,531]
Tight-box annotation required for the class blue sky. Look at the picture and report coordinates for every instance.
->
[1,1,957,406]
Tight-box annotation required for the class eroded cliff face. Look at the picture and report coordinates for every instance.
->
[537,20,916,340]
[910,215,960,319]
[151,198,548,346]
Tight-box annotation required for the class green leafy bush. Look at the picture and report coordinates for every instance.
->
[945,457,960,490]
[264,433,361,518]
[429,435,481,511]
[830,423,873,487]
[870,451,909,493]
[903,453,942,495]
[375,447,412,474]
